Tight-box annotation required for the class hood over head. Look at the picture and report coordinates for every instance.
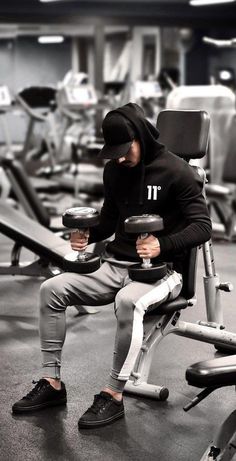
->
[99,102,164,163]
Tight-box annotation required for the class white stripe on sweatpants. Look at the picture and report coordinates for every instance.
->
[118,271,182,379]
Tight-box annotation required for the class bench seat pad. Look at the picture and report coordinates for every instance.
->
[186,355,236,388]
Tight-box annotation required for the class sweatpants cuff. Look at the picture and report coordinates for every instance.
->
[107,375,127,393]
[42,364,61,379]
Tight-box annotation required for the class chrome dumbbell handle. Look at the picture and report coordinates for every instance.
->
[73,228,88,261]
[140,232,152,268]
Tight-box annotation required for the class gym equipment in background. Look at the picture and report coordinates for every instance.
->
[124,109,236,401]
[124,214,167,282]
[18,73,104,208]
[62,206,100,273]
[130,79,163,123]
[57,71,97,111]
[16,85,58,168]
[56,70,99,164]
[0,85,14,202]
[16,80,98,177]
[55,72,104,206]
[205,114,236,241]
[166,84,235,184]
[0,155,64,232]
[184,355,236,461]
[166,84,236,241]
[0,85,13,156]
[0,82,103,214]
[0,85,66,216]
[0,200,71,278]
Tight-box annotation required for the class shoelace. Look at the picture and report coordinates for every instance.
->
[89,394,112,415]
[23,379,49,400]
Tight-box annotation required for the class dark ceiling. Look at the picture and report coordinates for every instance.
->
[0,0,235,28]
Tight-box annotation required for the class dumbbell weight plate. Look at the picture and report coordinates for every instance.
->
[124,214,163,234]
[62,207,100,229]
[128,262,167,283]
[64,252,100,273]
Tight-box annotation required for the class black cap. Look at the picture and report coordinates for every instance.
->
[98,112,137,159]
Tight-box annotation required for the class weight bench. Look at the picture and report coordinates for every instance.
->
[0,200,71,277]
[0,158,103,282]
[184,356,236,460]
[124,110,236,399]
[0,198,102,315]
[1,156,60,230]
[1,154,104,229]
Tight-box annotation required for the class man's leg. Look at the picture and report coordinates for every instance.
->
[39,263,127,384]
[107,270,182,393]
[78,270,182,428]
[12,262,128,414]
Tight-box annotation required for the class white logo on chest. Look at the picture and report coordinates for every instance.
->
[147,185,161,200]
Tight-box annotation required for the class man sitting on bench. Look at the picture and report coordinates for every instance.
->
[12,103,212,429]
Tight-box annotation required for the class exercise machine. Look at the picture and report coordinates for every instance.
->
[0,85,62,211]
[0,84,13,155]
[16,85,58,167]
[166,85,236,240]
[124,109,236,399]
[0,85,15,201]
[129,79,163,123]
[55,71,104,205]
[205,115,236,241]
[185,355,236,460]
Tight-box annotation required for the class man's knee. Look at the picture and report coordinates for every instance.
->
[39,275,67,311]
[114,290,136,326]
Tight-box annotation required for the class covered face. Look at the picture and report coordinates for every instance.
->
[99,102,161,164]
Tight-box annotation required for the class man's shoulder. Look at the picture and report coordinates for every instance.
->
[155,150,199,186]
[153,149,189,170]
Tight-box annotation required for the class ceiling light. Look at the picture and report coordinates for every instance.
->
[219,69,233,80]
[39,0,63,3]
[38,35,64,44]
[190,0,235,5]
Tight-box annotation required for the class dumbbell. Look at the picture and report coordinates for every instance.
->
[124,214,167,283]
[62,206,100,273]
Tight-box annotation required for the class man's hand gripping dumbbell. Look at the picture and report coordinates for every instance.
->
[125,214,167,282]
[62,206,100,273]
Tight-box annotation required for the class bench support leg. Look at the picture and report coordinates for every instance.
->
[200,410,236,461]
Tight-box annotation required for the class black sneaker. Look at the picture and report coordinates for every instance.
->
[78,391,125,429]
[12,379,67,414]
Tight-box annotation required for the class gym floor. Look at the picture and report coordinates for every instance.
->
[1,233,236,461]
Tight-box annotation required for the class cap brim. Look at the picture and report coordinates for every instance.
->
[98,141,132,159]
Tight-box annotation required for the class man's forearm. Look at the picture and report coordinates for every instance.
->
[158,220,212,254]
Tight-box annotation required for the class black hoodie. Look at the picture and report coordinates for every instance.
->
[89,103,212,273]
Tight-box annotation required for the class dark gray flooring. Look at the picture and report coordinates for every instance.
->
[0,235,236,461]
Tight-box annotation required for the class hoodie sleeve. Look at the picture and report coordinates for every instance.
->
[88,163,119,243]
[158,164,212,254]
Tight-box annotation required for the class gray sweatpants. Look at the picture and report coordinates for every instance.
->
[39,260,182,392]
